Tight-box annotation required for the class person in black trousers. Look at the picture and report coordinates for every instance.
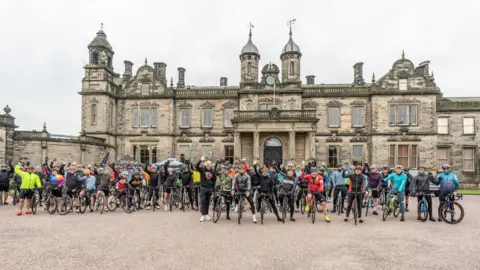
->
[410,166,436,222]
[196,157,216,222]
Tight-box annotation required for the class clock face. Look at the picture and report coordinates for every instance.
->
[266,76,275,85]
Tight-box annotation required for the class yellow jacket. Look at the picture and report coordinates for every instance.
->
[14,165,42,189]
[193,171,200,183]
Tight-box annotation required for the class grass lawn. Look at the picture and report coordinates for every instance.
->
[458,189,480,195]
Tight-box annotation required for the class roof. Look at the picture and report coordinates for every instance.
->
[281,30,301,55]
[240,30,259,55]
[445,97,480,102]
[89,29,112,50]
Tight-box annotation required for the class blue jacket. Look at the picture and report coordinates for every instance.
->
[331,170,345,187]
[384,173,407,192]
[435,172,459,192]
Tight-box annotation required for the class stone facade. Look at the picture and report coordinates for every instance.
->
[1,27,480,183]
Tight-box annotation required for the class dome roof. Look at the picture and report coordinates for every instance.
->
[240,30,259,56]
[89,29,112,50]
[281,31,301,55]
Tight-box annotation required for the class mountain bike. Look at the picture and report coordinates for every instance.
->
[279,190,290,224]
[107,186,119,212]
[308,192,317,224]
[259,193,273,225]
[96,189,106,214]
[416,192,431,222]
[168,186,181,212]
[235,191,246,225]
[77,185,90,214]
[298,188,307,215]
[57,189,73,215]
[364,189,373,217]
[382,192,400,221]
[335,188,343,216]
[11,185,20,206]
[213,191,230,223]
[439,193,464,224]
[351,192,361,225]
[379,188,387,210]
[31,188,40,215]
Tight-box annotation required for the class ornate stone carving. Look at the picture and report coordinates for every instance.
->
[258,97,281,103]
[303,101,318,109]
[327,100,342,107]
[387,135,421,142]
[98,51,108,65]
[177,133,192,143]
[177,100,192,108]
[200,101,214,108]
[222,100,237,108]
[139,101,151,106]
[3,105,11,115]
[388,98,420,104]
[350,100,365,106]
[199,133,215,143]
[326,132,343,143]
[350,132,368,142]
[89,98,98,104]
[222,133,234,142]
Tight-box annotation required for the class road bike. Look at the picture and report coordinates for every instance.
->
[416,192,431,222]
[382,192,400,221]
[439,193,464,224]
[307,192,317,224]
[259,193,273,225]
[31,188,40,215]
[235,191,246,225]
[213,191,230,223]
[364,189,373,217]
[351,192,361,225]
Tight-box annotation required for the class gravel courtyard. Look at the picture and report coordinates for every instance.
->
[1,195,479,270]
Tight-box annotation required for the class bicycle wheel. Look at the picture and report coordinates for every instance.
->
[79,194,88,214]
[393,204,400,218]
[238,198,244,225]
[31,193,38,215]
[441,202,464,224]
[169,193,174,212]
[282,197,287,223]
[107,195,118,212]
[365,197,371,217]
[300,194,306,215]
[57,196,71,215]
[99,193,105,214]
[213,198,222,223]
[418,199,428,222]
[41,189,48,203]
[46,196,57,215]
[353,201,358,225]
[12,190,18,206]
[152,192,157,212]
[382,205,389,221]
[336,194,342,216]
[311,202,316,224]
[122,194,133,213]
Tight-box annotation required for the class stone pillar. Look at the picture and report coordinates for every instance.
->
[309,132,316,161]
[234,132,241,159]
[135,145,140,161]
[289,131,295,162]
[148,145,152,164]
[80,145,86,165]
[253,131,260,160]
[304,132,310,161]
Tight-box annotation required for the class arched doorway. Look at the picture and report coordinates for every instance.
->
[264,138,282,167]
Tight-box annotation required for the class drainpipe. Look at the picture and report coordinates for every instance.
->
[171,94,176,158]
[368,95,373,164]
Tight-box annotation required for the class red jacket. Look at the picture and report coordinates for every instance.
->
[300,172,324,192]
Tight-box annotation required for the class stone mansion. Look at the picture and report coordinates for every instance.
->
[1,25,479,183]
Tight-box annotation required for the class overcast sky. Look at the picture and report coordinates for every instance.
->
[2,0,479,135]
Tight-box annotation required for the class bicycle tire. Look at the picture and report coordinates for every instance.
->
[31,193,38,215]
[12,190,18,206]
[213,198,221,223]
[418,199,428,222]
[300,194,306,215]
[169,193,174,212]
[107,195,118,212]
[57,196,70,215]
[441,201,464,224]
[382,205,388,221]
[99,193,105,214]
[260,201,265,225]
[41,189,48,203]
[353,201,358,225]
[238,198,243,225]
[365,196,371,217]
[79,194,88,214]
[46,196,57,215]
[311,201,316,224]
[393,205,400,218]
[336,193,342,216]
[282,197,287,223]
[122,194,133,213]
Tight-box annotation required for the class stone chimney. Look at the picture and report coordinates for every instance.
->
[353,62,365,85]
[123,60,133,82]
[154,62,167,85]
[177,67,186,88]
[417,61,430,77]
[220,77,228,86]
[306,75,315,85]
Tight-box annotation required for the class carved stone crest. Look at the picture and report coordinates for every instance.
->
[350,100,365,106]
[199,133,215,143]
[177,100,192,108]
[200,101,214,108]
[327,100,342,107]
[326,132,343,143]
[222,133,234,142]
[177,133,192,143]
[350,132,368,142]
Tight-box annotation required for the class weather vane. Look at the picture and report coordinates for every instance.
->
[287,19,296,32]
[100,22,104,31]
[247,22,254,30]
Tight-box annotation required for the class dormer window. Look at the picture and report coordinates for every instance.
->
[399,79,408,91]
[141,84,150,95]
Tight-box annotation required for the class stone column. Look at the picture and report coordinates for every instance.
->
[148,145,152,164]
[253,131,260,160]
[309,132,316,160]
[234,132,241,159]
[80,145,86,165]
[135,145,140,161]
[304,132,310,161]
[289,131,295,162]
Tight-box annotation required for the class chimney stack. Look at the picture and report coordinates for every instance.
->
[220,77,228,86]
[123,60,133,82]
[154,62,167,85]
[177,67,186,88]
[353,62,365,85]
[417,61,430,77]
[306,75,315,85]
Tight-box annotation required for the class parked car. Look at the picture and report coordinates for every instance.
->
[408,169,440,197]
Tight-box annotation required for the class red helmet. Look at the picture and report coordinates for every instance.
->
[355,166,362,170]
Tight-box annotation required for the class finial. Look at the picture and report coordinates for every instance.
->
[42,122,47,132]
[100,22,104,31]
[170,77,174,88]
[287,19,296,37]
[372,72,376,83]
[247,22,254,39]
[144,57,147,65]
[3,105,11,115]
[431,71,435,81]
[401,50,405,59]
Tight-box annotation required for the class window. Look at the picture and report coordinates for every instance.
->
[202,145,213,159]
[133,145,137,160]
[151,146,157,163]
[225,145,234,164]
[247,62,251,76]
[91,52,98,65]
[399,79,408,90]
[180,108,191,128]
[109,104,114,128]
[437,148,449,170]
[151,108,157,128]
[260,103,275,110]
[352,146,364,166]
[140,108,150,127]
[389,105,417,126]
[328,107,340,128]
[352,106,364,127]
[463,117,475,135]
[141,84,150,95]
[290,61,294,75]
[202,108,213,128]
[91,104,97,125]
[389,145,418,169]
[179,145,190,163]
[140,145,149,164]
[463,148,475,171]
[132,109,139,128]
[437,118,449,134]
[224,108,234,128]
[328,146,340,167]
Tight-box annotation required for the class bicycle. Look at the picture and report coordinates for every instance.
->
[364,189,374,217]
[213,191,230,223]
[11,185,20,206]
[279,190,290,224]
[379,188,387,210]
[45,187,58,215]
[259,193,273,225]
[120,186,135,213]
[168,186,181,212]
[416,192,431,222]
[107,186,119,212]
[298,188,307,215]
[318,189,330,212]
[308,192,317,224]
[351,192,362,225]
[31,188,40,215]
[96,189,107,214]
[335,188,344,216]
[57,188,73,215]
[77,185,90,214]
[439,193,464,224]
[382,192,401,221]
[235,191,246,225]
[180,185,190,211]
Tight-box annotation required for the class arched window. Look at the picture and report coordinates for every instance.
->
[289,61,295,75]
[91,52,98,65]
[247,62,252,76]
[265,138,282,147]
[108,57,112,68]
[140,146,149,164]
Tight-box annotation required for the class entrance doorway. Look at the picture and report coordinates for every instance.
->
[264,138,282,167]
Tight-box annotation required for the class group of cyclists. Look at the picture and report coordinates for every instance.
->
[0,156,461,225]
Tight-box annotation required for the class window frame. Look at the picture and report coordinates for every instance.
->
[351,145,364,166]
[398,79,408,91]
[328,107,340,128]
[290,61,294,75]
[150,107,157,128]
[109,104,114,128]
[389,144,419,169]
[178,145,190,162]
[351,106,365,127]
[91,103,97,125]
[202,108,213,128]
[223,107,234,128]
[141,83,150,95]
[463,117,475,135]
[132,108,139,128]
[139,107,150,127]
[328,145,340,168]
[436,147,450,170]
[224,145,234,164]
[179,108,191,128]
[437,117,449,135]
[462,147,475,172]
[389,104,418,127]
[201,145,213,159]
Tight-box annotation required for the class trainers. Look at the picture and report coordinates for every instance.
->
[400,216,405,222]
[277,217,283,222]
[26,210,32,215]
[17,211,22,216]
[373,211,378,215]
[164,205,168,211]
[147,206,151,210]
[234,205,239,212]
[429,217,436,222]
[324,215,331,223]
[200,215,206,222]
[253,215,257,223]
[205,215,211,221]
[295,208,299,213]
[344,218,348,222]
[437,218,442,222]
[290,217,296,222]
[359,219,364,223]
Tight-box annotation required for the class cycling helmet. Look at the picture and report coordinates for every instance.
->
[395,165,403,169]
[120,171,129,178]
[442,164,450,170]
[150,164,157,169]
[383,166,388,170]
[370,165,377,169]
[133,171,141,177]
[355,165,362,170]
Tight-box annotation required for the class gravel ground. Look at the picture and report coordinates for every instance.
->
[1,195,479,270]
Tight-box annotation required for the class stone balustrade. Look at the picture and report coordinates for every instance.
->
[302,86,370,96]
[232,109,317,122]
[436,100,480,111]
[14,131,106,145]
[175,89,238,98]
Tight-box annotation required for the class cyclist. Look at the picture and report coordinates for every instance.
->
[253,162,282,222]
[403,168,412,212]
[14,162,42,215]
[383,165,408,222]
[410,166,436,222]
[96,168,112,212]
[232,164,257,223]
[147,165,160,210]
[331,164,347,214]
[164,167,178,211]
[278,169,297,222]
[0,163,10,205]
[343,165,364,223]
[300,168,331,222]
[363,164,383,215]
[80,169,97,212]
[435,164,459,222]
[380,166,390,203]
[65,166,81,212]
[196,157,217,222]
[295,166,309,213]
[214,163,233,220]
[180,164,195,211]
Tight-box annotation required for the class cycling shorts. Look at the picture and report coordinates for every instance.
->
[19,189,33,199]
